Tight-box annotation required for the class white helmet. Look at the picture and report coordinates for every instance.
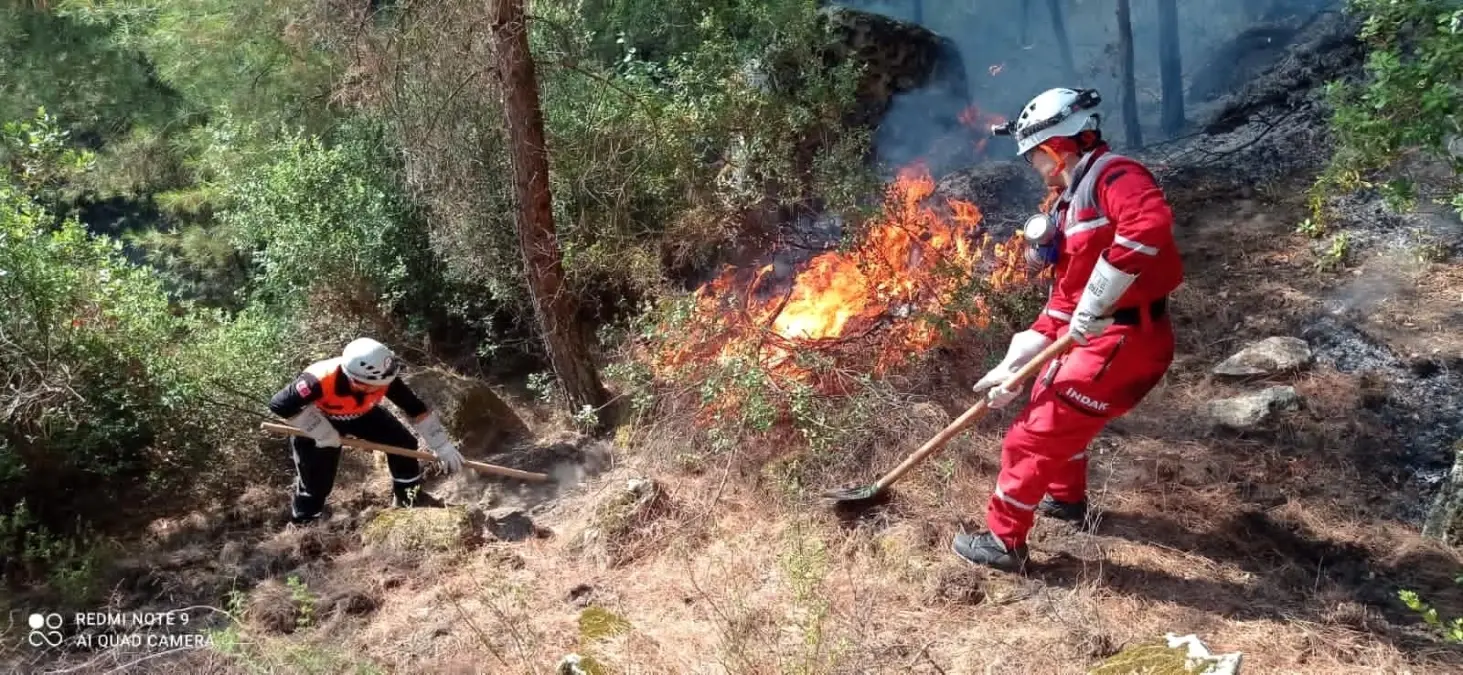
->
[993,88,1103,158]
[341,337,399,386]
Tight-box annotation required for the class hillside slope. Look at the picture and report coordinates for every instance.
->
[6,9,1463,675]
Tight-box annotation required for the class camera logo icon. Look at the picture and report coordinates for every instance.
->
[27,613,64,648]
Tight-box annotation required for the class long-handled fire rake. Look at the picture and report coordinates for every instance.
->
[822,334,1076,510]
[260,421,551,483]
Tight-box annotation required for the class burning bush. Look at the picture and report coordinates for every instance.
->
[614,161,1043,469]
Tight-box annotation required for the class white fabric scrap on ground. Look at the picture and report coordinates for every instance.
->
[1165,633,1243,675]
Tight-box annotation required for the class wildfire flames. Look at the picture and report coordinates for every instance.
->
[648,161,1033,394]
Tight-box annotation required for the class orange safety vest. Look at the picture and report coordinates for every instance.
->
[302,357,388,420]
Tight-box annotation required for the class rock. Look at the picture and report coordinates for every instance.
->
[485,507,537,542]
[934,161,1047,238]
[1092,634,1243,675]
[361,507,486,553]
[1207,386,1303,429]
[401,367,532,455]
[1213,336,1313,377]
[567,583,596,607]
[555,653,605,675]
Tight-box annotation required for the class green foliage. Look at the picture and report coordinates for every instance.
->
[0,500,105,606]
[221,120,433,313]
[286,574,316,630]
[0,108,97,208]
[0,7,187,141]
[1314,231,1353,272]
[1311,0,1463,226]
[0,111,293,599]
[1399,583,1463,643]
[53,0,340,137]
[366,0,875,329]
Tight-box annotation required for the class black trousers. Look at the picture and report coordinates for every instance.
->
[290,407,423,522]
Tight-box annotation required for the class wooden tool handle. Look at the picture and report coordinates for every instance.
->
[873,334,1076,491]
[259,421,550,482]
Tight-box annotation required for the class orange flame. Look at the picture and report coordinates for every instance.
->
[646,162,1034,398]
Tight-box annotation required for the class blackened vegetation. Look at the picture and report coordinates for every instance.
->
[1301,316,1463,522]
[1195,11,1361,136]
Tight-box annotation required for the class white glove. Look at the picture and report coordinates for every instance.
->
[288,406,341,448]
[974,330,1053,409]
[1070,255,1138,345]
[1067,312,1114,345]
[414,411,464,473]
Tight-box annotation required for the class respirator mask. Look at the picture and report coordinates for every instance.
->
[1021,212,1062,270]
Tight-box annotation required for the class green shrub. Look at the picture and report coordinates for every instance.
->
[1311,0,1463,228]
[0,114,293,599]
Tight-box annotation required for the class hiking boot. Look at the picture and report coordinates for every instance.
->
[285,504,330,527]
[1038,495,1088,523]
[392,490,447,509]
[951,531,1028,571]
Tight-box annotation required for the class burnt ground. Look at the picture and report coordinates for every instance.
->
[5,8,1463,674]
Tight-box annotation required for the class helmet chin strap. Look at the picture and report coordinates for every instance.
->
[1039,144,1068,179]
[1033,136,1084,185]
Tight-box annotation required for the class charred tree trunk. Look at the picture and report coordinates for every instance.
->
[1157,0,1185,134]
[1116,0,1142,148]
[1046,0,1077,81]
[488,0,610,423]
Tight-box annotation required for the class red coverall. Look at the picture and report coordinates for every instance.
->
[987,144,1184,547]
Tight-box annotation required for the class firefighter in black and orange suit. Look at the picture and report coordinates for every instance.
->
[268,337,465,524]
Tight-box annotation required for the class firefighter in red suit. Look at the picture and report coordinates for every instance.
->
[953,87,1184,569]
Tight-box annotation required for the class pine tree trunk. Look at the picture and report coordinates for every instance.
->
[1046,0,1076,81]
[488,0,610,423]
[1116,0,1142,148]
[1157,0,1186,135]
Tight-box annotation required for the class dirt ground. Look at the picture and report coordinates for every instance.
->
[6,162,1463,675]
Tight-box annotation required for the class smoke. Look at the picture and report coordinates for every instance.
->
[834,0,1341,171]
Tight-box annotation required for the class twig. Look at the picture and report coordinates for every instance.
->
[1185,108,1299,165]
[452,596,511,667]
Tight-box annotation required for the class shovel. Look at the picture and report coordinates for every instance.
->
[260,421,552,483]
[823,334,1076,509]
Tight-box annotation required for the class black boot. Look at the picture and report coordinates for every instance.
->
[1038,495,1088,523]
[952,531,1028,571]
[285,504,331,527]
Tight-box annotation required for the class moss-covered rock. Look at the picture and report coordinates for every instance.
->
[1089,640,1218,674]
[578,605,631,642]
[401,367,531,454]
[360,506,485,553]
